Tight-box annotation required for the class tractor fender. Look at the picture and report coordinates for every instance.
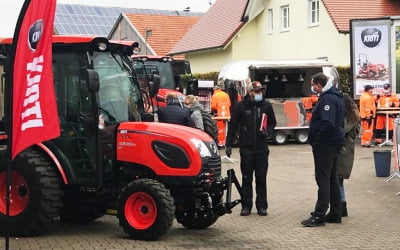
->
[37,143,69,184]
[0,137,70,184]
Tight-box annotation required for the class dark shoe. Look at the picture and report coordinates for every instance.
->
[240,208,251,216]
[301,213,325,227]
[257,208,268,216]
[324,212,342,223]
[341,202,348,217]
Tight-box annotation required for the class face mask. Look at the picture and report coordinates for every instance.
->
[254,93,263,102]
[310,86,316,93]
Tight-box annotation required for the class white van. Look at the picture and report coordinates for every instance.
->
[218,59,339,144]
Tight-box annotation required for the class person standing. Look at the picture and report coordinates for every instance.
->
[332,94,360,218]
[211,82,231,147]
[302,93,319,123]
[225,81,276,216]
[374,83,399,144]
[157,92,195,127]
[184,95,204,131]
[359,85,376,147]
[301,73,345,227]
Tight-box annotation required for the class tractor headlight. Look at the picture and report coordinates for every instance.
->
[190,138,211,157]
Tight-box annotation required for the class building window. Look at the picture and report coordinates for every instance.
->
[309,0,319,26]
[267,8,273,34]
[281,5,290,31]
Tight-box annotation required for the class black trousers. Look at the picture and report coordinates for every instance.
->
[312,144,342,217]
[239,147,269,210]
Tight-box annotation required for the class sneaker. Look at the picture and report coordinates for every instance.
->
[257,208,268,216]
[324,213,342,223]
[240,208,251,216]
[301,213,325,227]
[361,143,374,148]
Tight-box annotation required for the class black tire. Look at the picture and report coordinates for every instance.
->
[272,131,288,145]
[202,113,218,143]
[295,130,309,144]
[117,179,175,241]
[0,148,63,236]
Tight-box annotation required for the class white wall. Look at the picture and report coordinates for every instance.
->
[259,0,350,66]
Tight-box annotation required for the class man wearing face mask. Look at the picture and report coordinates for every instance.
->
[301,72,345,227]
[225,81,276,216]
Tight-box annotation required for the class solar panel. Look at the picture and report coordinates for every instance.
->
[54,3,203,37]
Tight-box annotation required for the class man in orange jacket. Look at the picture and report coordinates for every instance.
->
[375,83,399,143]
[359,85,376,147]
[211,82,231,147]
[302,93,318,123]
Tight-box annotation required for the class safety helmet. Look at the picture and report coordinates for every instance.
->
[383,83,391,95]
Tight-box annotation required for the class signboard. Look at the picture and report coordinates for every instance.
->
[351,19,391,99]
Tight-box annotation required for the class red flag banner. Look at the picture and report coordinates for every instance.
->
[11,0,59,159]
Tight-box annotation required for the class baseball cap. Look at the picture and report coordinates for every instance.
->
[364,85,374,91]
[247,81,265,92]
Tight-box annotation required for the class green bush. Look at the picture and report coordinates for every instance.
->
[336,66,353,96]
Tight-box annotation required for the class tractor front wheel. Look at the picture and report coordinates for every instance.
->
[117,178,175,241]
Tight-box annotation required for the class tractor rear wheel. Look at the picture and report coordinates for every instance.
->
[117,178,175,240]
[0,148,63,236]
[203,114,218,143]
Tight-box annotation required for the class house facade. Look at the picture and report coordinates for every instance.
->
[170,0,400,73]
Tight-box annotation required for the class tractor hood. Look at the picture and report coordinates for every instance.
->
[116,122,219,177]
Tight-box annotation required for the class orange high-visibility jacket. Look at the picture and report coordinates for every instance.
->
[359,91,376,119]
[376,93,399,108]
[302,94,318,110]
[211,89,231,119]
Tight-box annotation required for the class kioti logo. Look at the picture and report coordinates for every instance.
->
[361,28,381,48]
[28,19,43,52]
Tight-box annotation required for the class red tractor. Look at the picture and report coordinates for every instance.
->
[356,53,388,79]
[0,36,240,240]
[131,55,196,107]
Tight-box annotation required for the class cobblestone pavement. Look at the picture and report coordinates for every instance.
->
[2,142,400,249]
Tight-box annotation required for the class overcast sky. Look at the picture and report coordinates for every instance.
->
[0,0,214,37]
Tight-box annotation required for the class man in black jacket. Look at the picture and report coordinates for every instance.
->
[225,81,276,216]
[157,93,195,127]
[301,72,345,227]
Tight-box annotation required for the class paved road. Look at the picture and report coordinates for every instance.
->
[2,142,400,249]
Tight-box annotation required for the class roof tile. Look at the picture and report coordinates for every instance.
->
[125,13,199,56]
[322,0,400,32]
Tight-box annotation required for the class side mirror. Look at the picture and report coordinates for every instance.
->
[148,73,160,98]
[184,61,192,74]
[186,79,198,96]
[85,69,100,93]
